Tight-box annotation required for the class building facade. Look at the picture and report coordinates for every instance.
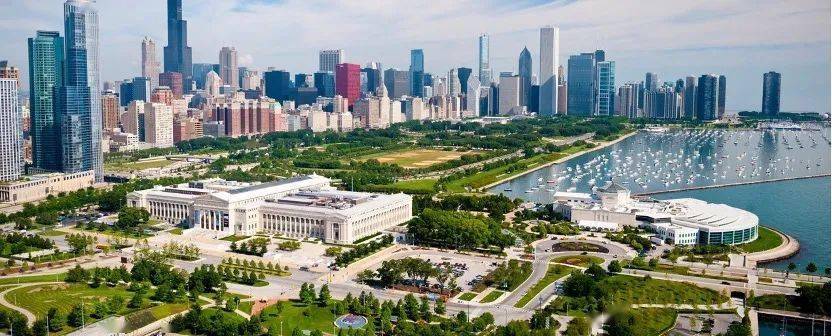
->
[566,52,596,116]
[762,71,781,115]
[163,0,193,87]
[335,63,360,106]
[0,171,94,204]
[319,49,344,73]
[28,30,64,172]
[478,34,491,85]
[141,37,160,88]
[538,26,559,116]
[0,79,23,181]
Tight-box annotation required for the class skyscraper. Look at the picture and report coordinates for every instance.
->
[615,83,639,118]
[538,26,559,116]
[163,0,192,88]
[645,72,659,92]
[335,63,360,106]
[0,61,20,86]
[498,75,520,115]
[457,68,472,94]
[383,69,411,99]
[319,50,344,73]
[101,90,119,131]
[361,67,382,93]
[159,72,183,98]
[313,72,335,98]
[219,47,239,90]
[645,85,681,119]
[191,63,215,89]
[518,47,532,108]
[0,79,23,181]
[567,53,596,116]
[596,61,615,116]
[718,75,726,118]
[478,34,491,85]
[466,75,481,117]
[28,31,64,172]
[762,71,781,115]
[696,74,719,121]
[448,68,461,96]
[410,49,424,97]
[141,37,160,88]
[58,0,103,181]
[205,71,221,97]
[684,76,697,119]
[264,70,292,101]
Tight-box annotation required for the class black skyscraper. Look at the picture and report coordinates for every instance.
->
[457,67,472,93]
[264,71,293,101]
[762,71,781,115]
[164,0,193,88]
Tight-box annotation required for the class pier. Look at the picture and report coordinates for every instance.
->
[634,174,831,196]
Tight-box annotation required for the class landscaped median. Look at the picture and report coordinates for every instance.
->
[514,264,573,308]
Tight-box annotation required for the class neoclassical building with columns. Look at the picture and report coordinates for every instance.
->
[126,174,412,244]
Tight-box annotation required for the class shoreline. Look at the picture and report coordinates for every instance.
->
[480,130,637,192]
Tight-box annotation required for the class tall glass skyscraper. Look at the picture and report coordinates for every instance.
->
[518,47,532,108]
[538,26,559,116]
[478,34,491,85]
[410,49,424,97]
[164,0,193,88]
[58,0,103,181]
[596,61,615,116]
[566,53,596,116]
[0,79,23,181]
[762,71,781,115]
[696,74,719,121]
[28,31,64,172]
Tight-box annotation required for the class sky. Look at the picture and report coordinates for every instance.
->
[1,0,829,113]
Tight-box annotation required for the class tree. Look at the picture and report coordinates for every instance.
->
[607,260,622,273]
[806,262,818,280]
[563,316,590,336]
[434,299,446,315]
[35,212,59,226]
[108,295,125,313]
[47,307,65,332]
[67,304,84,327]
[318,284,331,306]
[787,262,797,278]
[32,319,48,336]
[128,291,144,308]
[604,310,638,336]
[115,207,150,231]
[66,233,95,254]
[66,264,90,283]
[14,217,33,230]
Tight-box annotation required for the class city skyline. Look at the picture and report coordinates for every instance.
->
[0,0,829,113]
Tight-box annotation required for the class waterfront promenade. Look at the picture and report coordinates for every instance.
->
[634,173,831,196]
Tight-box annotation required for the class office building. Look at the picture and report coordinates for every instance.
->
[645,85,681,119]
[28,31,64,172]
[457,67,472,94]
[0,79,23,181]
[539,26,559,116]
[0,61,19,86]
[498,75,520,115]
[718,75,726,118]
[684,76,697,119]
[314,72,335,97]
[696,74,720,121]
[264,70,292,101]
[0,171,94,204]
[219,47,238,90]
[478,34,491,85]
[645,72,659,92]
[192,63,215,89]
[336,63,360,106]
[141,37,160,88]
[466,75,481,117]
[144,102,173,148]
[163,0,193,87]
[596,61,615,116]
[762,71,781,115]
[159,72,183,98]
[518,47,532,107]
[410,49,424,97]
[448,68,461,96]
[319,49,344,73]
[384,69,411,99]
[101,90,120,131]
[615,83,639,118]
[566,52,596,116]
[361,68,381,94]
[57,0,103,181]
[205,71,222,97]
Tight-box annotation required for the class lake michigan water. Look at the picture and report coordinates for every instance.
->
[490,129,831,271]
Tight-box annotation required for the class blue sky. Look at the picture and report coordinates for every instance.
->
[1,0,829,113]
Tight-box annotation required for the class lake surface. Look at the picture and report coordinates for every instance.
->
[759,313,830,336]
[490,129,831,270]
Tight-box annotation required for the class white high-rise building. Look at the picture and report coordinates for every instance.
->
[448,68,461,96]
[319,49,344,73]
[143,102,173,148]
[205,71,222,97]
[141,37,160,88]
[0,79,23,181]
[499,76,520,115]
[539,26,560,116]
[465,76,481,117]
[219,47,238,90]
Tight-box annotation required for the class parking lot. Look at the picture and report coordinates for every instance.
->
[366,250,499,291]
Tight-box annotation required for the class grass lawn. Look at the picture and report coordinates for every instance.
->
[479,290,505,303]
[104,159,173,172]
[7,283,140,318]
[601,275,728,306]
[514,264,573,308]
[0,272,66,285]
[238,301,254,315]
[38,229,67,237]
[260,300,344,333]
[220,235,250,242]
[367,179,437,194]
[624,308,678,336]
[737,227,783,253]
[644,264,746,283]
[552,255,605,268]
[750,294,799,312]
[445,144,590,193]
[168,228,183,235]
[359,148,481,169]
[457,292,477,301]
